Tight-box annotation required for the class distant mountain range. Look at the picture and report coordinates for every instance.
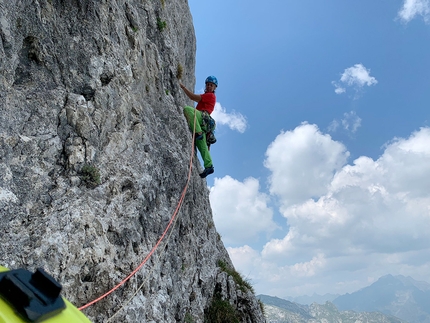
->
[257,295,313,320]
[333,274,430,323]
[259,274,430,323]
[284,293,339,305]
[258,295,405,323]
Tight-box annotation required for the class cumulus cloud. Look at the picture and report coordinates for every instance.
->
[260,128,430,288]
[227,245,261,272]
[398,0,430,23]
[332,64,378,97]
[221,125,430,297]
[212,102,247,133]
[264,123,350,208]
[209,176,278,246]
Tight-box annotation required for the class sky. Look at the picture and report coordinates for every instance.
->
[187,0,430,299]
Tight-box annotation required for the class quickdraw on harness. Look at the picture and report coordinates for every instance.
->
[201,111,216,150]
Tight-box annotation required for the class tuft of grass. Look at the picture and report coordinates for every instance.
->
[184,312,194,323]
[217,260,254,293]
[205,295,240,323]
[176,63,183,79]
[161,0,165,8]
[157,18,167,31]
[81,164,101,188]
[16,18,22,29]
[258,299,265,316]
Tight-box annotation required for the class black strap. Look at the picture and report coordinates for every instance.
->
[0,268,66,322]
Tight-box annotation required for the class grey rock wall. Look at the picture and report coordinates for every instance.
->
[0,0,265,322]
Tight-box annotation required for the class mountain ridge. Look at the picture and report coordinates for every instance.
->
[259,274,430,323]
[333,274,430,323]
[259,299,405,323]
[283,292,340,305]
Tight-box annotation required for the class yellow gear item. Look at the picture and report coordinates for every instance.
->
[0,266,91,323]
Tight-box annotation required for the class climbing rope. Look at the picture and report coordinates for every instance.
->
[78,108,198,313]
[106,200,181,322]
[106,236,171,320]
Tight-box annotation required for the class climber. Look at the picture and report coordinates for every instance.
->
[179,76,218,179]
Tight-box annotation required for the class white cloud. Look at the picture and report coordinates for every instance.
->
[264,123,350,208]
[327,111,361,134]
[227,245,261,272]
[209,175,278,246]
[222,126,430,297]
[290,254,327,277]
[340,64,378,87]
[341,111,362,133]
[333,85,346,94]
[211,102,247,133]
[333,64,378,96]
[398,0,430,23]
[327,119,339,133]
[329,111,362,134]
[265,125,430,253]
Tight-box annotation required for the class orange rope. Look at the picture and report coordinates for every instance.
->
[78,108,198,311]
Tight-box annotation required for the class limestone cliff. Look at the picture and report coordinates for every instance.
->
[0,0,265,322]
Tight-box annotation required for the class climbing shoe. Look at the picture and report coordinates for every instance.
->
[195,133,203,141]
[199,166,214,178]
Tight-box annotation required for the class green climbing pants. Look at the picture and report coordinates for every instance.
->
[183,106,213,168]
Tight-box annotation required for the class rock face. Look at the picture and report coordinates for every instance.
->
[0,1,265,322]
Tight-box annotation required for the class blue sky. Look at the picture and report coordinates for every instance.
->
[187,0,430,298]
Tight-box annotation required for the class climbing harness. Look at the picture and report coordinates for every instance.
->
[201,110,217,149]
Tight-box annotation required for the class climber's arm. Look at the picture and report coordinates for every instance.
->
[180,82,201,102]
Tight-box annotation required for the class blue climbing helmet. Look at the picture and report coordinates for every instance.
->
[205,75,218,87]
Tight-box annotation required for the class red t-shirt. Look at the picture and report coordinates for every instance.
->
[196,92,216,114]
